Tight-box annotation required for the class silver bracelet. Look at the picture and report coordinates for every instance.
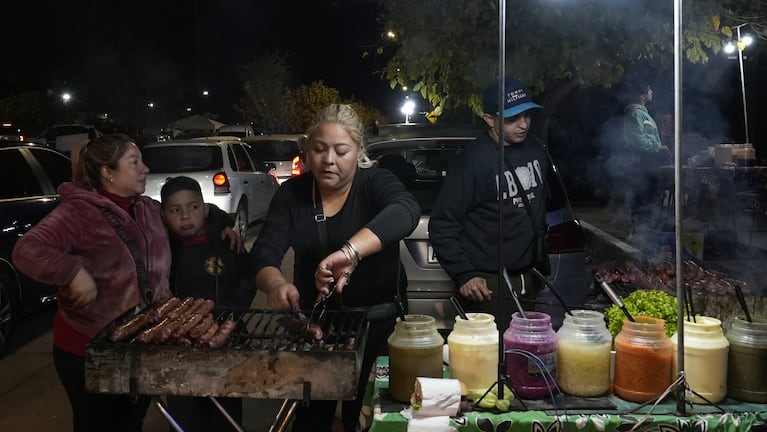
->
[344,241,362,263]
[340,245,357,267]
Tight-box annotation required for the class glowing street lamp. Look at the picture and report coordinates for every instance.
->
[400,97,415,124]
[724,23,754,144]
[61,92,71,121]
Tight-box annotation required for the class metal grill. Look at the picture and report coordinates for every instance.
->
[85,306,369,400]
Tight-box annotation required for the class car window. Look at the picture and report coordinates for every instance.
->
[248,140,299,160]
[29,148,72,188]
[55,126,89,135]
[0,149,43,198]
[231,144,255,172]
[142,146,223,172]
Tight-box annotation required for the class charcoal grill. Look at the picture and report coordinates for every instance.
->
[85,306,369,401]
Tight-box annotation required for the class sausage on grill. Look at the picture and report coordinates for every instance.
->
[188,314,215,339]
[172,299,215,339]
[109,299,170,342]
[207,319,236,348]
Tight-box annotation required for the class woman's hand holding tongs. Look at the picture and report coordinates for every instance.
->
[314,249,355,300]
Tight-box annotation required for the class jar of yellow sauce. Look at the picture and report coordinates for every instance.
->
[556,310,612,397]
[671,315,729,404]
[447,313,499,392]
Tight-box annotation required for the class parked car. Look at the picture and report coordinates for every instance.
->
[0,123,24,141]
[32,124,101,154]
[0,142,72,355]
[244,134,306,184]
[366,127,588,330]
[141,138,279,240]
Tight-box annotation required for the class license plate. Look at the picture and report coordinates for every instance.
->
[426,244,439,264]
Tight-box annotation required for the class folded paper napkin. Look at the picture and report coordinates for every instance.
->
[407,416,456,432]
[411,377,462,417]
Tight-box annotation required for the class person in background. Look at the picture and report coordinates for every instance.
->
[428,77,550,331]
[621,81,671,227]
[159,175,253,432]
[11,134,172,432]
[250,104,420,432]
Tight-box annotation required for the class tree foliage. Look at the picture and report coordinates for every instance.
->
[237,54,387,133]
[373,0,767,117]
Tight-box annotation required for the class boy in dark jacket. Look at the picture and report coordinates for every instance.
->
[160,175,255,431]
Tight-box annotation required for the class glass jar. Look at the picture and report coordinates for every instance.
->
[726,317,767,403]
[503,311,558,399]
[387,314,445,402]
[671,316,729,404]
[447,312,499,393]
[613,316,672,403]
[556,310,612,397]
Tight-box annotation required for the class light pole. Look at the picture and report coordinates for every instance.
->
[724,23,754,144]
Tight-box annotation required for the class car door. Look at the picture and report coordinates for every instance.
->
[229,143,276,222]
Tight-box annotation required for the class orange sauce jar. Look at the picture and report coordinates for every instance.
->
[613,316,672,403]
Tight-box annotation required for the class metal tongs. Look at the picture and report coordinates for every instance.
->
[308,283,335,325]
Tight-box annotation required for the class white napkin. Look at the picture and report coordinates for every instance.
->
[412,377,462,417]
[407,416,456,432]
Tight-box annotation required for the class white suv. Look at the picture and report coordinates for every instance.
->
[244,134,305,184]
[141,138,279,239]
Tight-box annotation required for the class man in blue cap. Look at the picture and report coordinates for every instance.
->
[429,77,550,329]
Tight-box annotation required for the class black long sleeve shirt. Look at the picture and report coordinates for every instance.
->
[250,167,420,309]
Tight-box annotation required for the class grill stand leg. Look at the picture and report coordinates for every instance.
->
[152,397,186,432]
[269,399,298,432]
[208,396,246,432]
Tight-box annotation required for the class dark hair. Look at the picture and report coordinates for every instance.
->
[74,133,134,188]
[160,176,203,205]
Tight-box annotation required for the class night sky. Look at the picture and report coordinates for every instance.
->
[4,0,400,118]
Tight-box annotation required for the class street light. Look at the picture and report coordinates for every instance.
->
[400,97,415,124]
[61,92,71,122]
[724,23,754,144]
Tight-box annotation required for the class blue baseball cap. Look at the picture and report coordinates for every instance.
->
[483,77,542,118]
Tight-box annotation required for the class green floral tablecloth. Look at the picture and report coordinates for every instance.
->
[359,357,767,432]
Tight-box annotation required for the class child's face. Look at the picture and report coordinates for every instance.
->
[162,190,206,238]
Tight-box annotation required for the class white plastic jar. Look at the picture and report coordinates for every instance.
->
[556,310,612,397]
[447,313,499,392]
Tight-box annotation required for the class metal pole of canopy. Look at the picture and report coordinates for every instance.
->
[674,0,687,416]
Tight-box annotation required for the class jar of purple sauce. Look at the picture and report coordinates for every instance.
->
[503,311,558,399]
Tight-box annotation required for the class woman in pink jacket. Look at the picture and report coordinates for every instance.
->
[12,134,172,432]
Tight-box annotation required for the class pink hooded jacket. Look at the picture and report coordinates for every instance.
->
[12,182,172,339]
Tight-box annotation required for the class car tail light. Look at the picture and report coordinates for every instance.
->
[291,156,303,176]
[213,172,230,194]
[547,220,585,254]
[19,135,25,141]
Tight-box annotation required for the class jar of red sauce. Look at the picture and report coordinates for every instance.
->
[613,316,672,403]
[503,311,558,399]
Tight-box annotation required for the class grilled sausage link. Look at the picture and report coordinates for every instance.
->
[155,298,206,343]
[196,322,220,346]
[207,319,236,348]
[147,297,181,323]
[172,299,215,339]
[109,299,169,342]
[188,314,215,339]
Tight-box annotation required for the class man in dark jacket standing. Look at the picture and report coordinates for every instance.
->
[429,77,550,330]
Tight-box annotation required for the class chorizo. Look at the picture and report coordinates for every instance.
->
[196,322,220,346]
[188,314,215,339]
[207,319,236,348]
[172,299,215,339]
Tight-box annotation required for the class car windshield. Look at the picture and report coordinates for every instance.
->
[142,146,223,172]
[369,137,569,215]
[248,140,299,160]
